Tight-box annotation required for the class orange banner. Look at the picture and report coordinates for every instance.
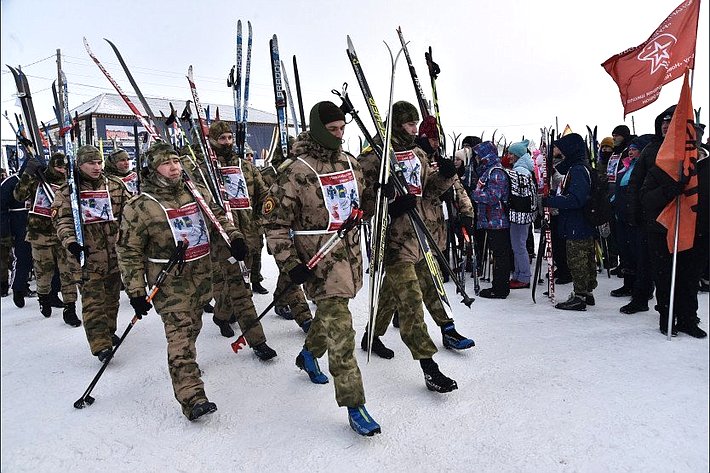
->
[655,71,698,253]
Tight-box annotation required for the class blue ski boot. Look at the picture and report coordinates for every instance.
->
[347,405,381,436]
[295,348,328,384]
[441,322,475,350]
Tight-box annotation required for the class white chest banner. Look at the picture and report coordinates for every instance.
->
[395,150,423,196]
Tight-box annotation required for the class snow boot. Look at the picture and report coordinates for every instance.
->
[441,322,475,350]
[251,281,269,294]
[275,305,294,320]
[12,290,25,308]
[295,348,328,384]
[361,331,394,359]
[610,285,633,297]
[252,342,277,361]
[619,301,649,314]
[555,293,586,311]
[38,293,52,318]
[478,288,507,299]
[48,291,64,308]
[677,324,707,339]
[420,358,458,393]
[96,348,112,363]
[189,401,217,421]
[212,316,234,338]
[63,302,81,327]
[584,293,595,306]
[347,406,381,436]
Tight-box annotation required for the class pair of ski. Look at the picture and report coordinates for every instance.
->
[268,34,307,163]
[339,35,474,360]
[531,128,555,304]
[227,20,252,160]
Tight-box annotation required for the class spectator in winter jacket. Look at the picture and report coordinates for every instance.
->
[610,134,655,314]
[639,107,707,338]
[471,140,511,299]
[507,140,535,288]
[542,133,597,311]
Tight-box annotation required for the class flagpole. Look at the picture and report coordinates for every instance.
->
[666,161,684,341]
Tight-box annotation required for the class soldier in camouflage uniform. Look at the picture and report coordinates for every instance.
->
[118,142,247,421]
[13,152,81,325]
[359,101,459,393]
[52,145,131,361]
[263,101,380,436]
[260,135,314,332]
[104,148,139,195]
[244,144,266,287]
[206,121,276,360]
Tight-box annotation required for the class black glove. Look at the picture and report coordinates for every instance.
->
[460,215,474,233]
[67,242,88,263]
[675,171,690,196]
[229,237,248,261]
[22,157,45,177]
[388,193,417,219]
[437,157,457,178]
[374,178,396,199]
[129,296,152,316]
[288,263,314,285]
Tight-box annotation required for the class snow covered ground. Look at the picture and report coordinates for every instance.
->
[2,242,708,473]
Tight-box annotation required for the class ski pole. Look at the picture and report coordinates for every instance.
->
[231,207,363,353]
[73,242,187,409]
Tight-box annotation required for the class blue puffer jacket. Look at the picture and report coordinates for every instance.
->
[543,133,595,240]
[471,141,509,230]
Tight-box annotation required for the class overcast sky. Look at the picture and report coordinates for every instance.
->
[2,0,708,157]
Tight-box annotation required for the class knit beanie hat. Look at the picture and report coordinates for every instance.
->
[108,148,130,163]
[600,136,615,149]
[308,101,345,150]
[508,139,530,158]
[461,136,481,148]
[208,121,232,141]
[76,145,102,165]
[49,152,66,168]
[391,101,419,129]
[145,142,178,170]
[612,125,631,138]
[417,116,439,140]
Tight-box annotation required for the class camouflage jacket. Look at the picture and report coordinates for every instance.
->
[359,145,455,265]
[52,171,130,274]
[117,172,242,313]
[426,175,473,251]
[263,133,364,301]
[13,168,65,245]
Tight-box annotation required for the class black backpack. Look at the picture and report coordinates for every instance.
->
[581,165,613,226]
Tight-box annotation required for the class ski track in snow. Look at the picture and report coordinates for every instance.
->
[1,238,708,473]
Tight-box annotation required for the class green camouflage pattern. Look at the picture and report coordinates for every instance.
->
[566,238,598,295]
[13,167,66,244]
[81,269,121,354]
[117,173,241,313]
[275,270,312,326]
[263,133,364,301]
[31,243,78,302]
[160,308,209,419]
[415,257,452,327]
[305,296,365,407]
[212,237,266,346]
[373,261,438,360]
[358,145,454,265]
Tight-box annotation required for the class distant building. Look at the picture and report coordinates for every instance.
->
[43,93,281,160]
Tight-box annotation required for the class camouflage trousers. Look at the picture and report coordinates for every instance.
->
[214,261,266,346]
[31,242,79,302]
[80,269,121,355]
[374,261,437,360]
[415,258,453,327]
[566,238,598,295]
[250,234,264,283]
[305,297,365,407]
[160,309,208,419]
[274,269,312,326]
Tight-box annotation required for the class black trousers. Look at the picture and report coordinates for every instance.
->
[486,228,511,296]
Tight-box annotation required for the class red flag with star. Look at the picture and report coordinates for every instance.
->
[601,0,701,117]
[655,70,698,253]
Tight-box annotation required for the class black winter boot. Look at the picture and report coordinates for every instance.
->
[420,358,458,393]
[38,293,52,318]
[252,342,277,360]
[555,293,587,311]
[63,303,81,327]
[361,331,394,359]
[48,291,64,308]
[251,281,269,295]
[212,316,234,338]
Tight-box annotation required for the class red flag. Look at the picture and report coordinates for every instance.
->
[655,70,698,253]
[601,0,701,117]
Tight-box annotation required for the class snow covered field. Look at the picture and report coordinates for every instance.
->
[2,244,708,472]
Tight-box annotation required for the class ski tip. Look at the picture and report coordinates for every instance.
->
[103,37,116,48]
[248,20,252,29]
[346,35,354,51]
